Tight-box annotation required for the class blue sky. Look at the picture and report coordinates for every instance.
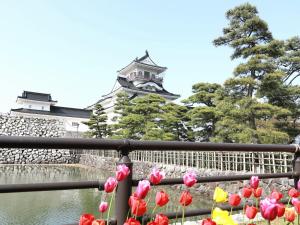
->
[0,0,299,113]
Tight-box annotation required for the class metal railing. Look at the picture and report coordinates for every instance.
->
[0,136,299,225]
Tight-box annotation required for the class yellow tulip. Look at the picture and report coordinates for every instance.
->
[212,207,237,225]
[213,187,228,203]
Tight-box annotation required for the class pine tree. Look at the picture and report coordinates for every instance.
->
[83,103,109,138]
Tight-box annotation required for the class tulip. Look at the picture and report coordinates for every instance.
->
[242,187,252,198]
[98,201,108,213]
[270,190,283,202]
[79,214,95,225]
[250,176,259,189]
[149,167,165,185]
[298,180,300,190]
[115,164,130,181]
[212,208,237,225]
[213,187,228,203]
[276,203,285,217]
[285,207,296,222]
[179,191,193,206]
[135,180,151,199]
[245,205,258,219]
[292,197,300,213]
[288,188,300,198]
[183,171,197,187]
[130,196,147,216]
[124,218,141,225]
[260,198,278,221]
[253,187,262,198]
[229,194,241,207]
[104,177,118,193]
[201,218,216,225]
[146,222,157,225]
[154,214,169,225]
[155,191,169,207]
[92,220,105,225]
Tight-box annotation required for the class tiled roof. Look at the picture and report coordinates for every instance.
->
[18,91,57,102]
[11,106,92,119]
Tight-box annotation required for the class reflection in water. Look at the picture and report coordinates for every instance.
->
[0,165,211,225]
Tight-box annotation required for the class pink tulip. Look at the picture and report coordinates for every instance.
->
[183,171,197,187]
[99,201,108,213]
[149,167,165,185]
[260,197,278,221]
[116,164,130,181]
[135,180,151,199]
[104,177,118,193]
[250,176,259,189]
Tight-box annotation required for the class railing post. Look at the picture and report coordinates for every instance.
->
[115,140,132,225]
[294,150,300,188]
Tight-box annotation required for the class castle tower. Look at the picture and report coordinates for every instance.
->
[89,51,180,124]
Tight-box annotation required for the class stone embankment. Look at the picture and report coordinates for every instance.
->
[80,154,294,197]
[0,114,78,164]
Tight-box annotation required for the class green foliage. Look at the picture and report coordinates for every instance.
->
[112,93,192,141]
[83,104,109,138]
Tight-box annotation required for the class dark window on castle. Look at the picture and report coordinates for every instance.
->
[144,71,150,79]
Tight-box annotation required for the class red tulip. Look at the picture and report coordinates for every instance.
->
[154,214,169,225]
[155,191,169,207]
[260,198,278,221]
[285,207,296,222]
[179,191,193,206]
[79,214,95,225]
[292,198,300,213]
[245,205,258,219]
[253,187,262,198]
[149,168,165,185]
[270,190,283,202]
[130,195,147,216]
[288,188,300,198]
[124,218,141,225]
[250,176,259,189]
[183,171,197,187]
[104,177,118,193]
[147,222,157,225]
[229,194,241,207]
[92,220,105,225]
[276,203,285,217]
[242,187,252,198]
[201,218,216,225]
[135,180,151,199]
[116,164,130,181]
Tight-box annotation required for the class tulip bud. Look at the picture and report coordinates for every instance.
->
[79,214,95,225]
[277,203,285,217]
[149,167,165,185]
[270,190,283,202]
[154,214,169,225]
[104,177,118,193]
[135,180,151,199]
[183,171,197,187]
[229,194,241,207]
[92,220,106,225]
[98,201,108,213]
[288,188,300,198]
[155,191,169,207]
[179,191,193,206]
[250,176,259,189]
[242,187,252,198]
[124,218,141,225]
[253,187,262,198]
[245,205,258,219]
[201,218,216,225]
[285,207,296,222]
[213,187,228,203]
[116,164,130,181]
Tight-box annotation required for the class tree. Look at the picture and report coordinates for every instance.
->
[83,103,109,138]
[183,83,222,141]
[281,36,300,84]
[208,3,290,143]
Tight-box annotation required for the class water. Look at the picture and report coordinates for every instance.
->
[0,165,211,225]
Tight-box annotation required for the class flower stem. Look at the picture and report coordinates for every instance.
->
[181,206,185,225]
[106,190,115,225]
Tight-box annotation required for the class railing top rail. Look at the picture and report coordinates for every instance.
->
[0,136,297,153]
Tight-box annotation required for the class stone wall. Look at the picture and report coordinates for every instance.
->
[79,154,294,197]
[0,114,78,164]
